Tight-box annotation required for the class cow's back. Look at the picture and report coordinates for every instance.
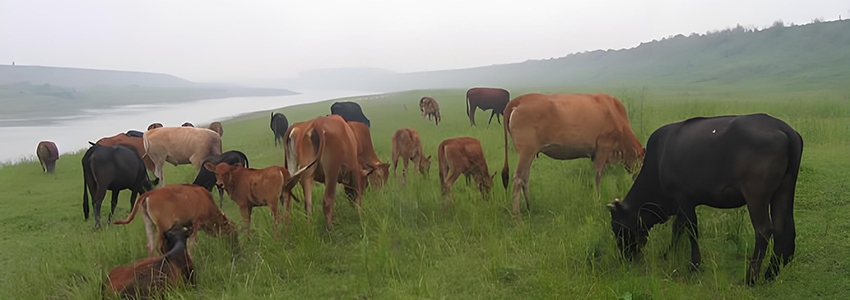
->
[144,127,222,163]
[37,141,59,160]
[143,184,220,220]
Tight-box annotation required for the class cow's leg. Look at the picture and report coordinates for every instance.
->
[129,190,138,208]
[742,186,773,285]
[668,204,701,270]
[391,149,400,178]
[302,177,314,221]
[322,169,341,231]
[153,160,165,188]
[486,111,496,128]
[592,150,613,195]
[512,150,535,217]
[496,113,502,125]
[108,190,120,223]
[282,189,292,228]
[268,193,281,232]
[92,187,108,228]
[441,168,462,204]
[765,178,797,281]
[468,105,476,126]
[239,205,254,233]
[402,155,412,186]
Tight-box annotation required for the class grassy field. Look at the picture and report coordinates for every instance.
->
[1,85,848,299]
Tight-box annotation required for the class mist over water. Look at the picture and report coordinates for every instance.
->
[0,90,379,164]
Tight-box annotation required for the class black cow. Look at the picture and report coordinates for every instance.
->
[331,101,371,127]
[466,87,510,127]
[191,150,250,207]
[607,113,803,285]
[270,112,289,146]
[125,130,144,138]
[82,143,153,228]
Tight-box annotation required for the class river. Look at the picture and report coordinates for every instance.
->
[0,90,381,164]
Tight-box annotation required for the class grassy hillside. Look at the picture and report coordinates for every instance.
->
[1,83,848,299]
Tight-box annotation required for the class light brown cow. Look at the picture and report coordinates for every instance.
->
[390,128,431,185]
[104,222,194,300]
[96,133,156,172]
[419,97,441,125]
[113,184,237,256]
[283,115,367,230]
[438,137,495,202]
[147,123,163,131]
[207,121,224,137]
[347,121,390,189]
[203,159,315,231]
[501,93,645,216]
[143,127,222,187]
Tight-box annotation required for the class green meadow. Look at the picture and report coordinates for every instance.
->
[1,84,849,299]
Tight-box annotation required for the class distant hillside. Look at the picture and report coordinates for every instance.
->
[248,67,397,91]
[0,65,199,87]
[264,19,850,92]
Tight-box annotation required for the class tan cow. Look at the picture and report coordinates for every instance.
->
[203,159,315,231]
[390,128,431,185]
[113,184,238,256]
[283,115,367,230]
[501,93,645,216]
[96,132,156,172]
[438,137,495,202]
[143,127,222,187]
[419,97,441,125]
[207,122,223,137]
[347,121,390,189]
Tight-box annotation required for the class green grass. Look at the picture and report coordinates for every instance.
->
[1,85,849,299]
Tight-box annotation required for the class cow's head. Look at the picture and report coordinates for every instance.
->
[419,155,432,176]
[365,162,391,190]
[204,162,238,190]
[607,198,652,260]
[162,220,194,253]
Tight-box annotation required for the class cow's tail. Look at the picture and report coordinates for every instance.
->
[780,125,804,200]
[466,94,471,120]
[141,133,151,161]
[284,127,300,175]
[282,158,319,203]
[500,102,515,189]
[113,192,149,225]
[82,173,89,219]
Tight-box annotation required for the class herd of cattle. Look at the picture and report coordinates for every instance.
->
[31,87,804,298]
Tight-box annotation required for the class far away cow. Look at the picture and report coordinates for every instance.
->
[390,128,431,185]
[207,122,223,137]
[104,221,195,299]
[438,137,495,202]
[347,121,390,189]
[331,101,371,127]
[36,141,59,173]
[114,184,238,256]
[419,97,441,125]
[147,123,163,131]
[284,115,368,230]
[501,93,645,216]
[181,122,194,127]
[467,87,510,127]
[191,150,250,208]
[270,112,289,146]
[143,127,222,187]
[82,144,153,228]
[608,113,803,285]
[96,132,156,172]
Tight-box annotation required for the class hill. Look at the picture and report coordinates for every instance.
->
[0,65,198,87]
[265,19,850,92]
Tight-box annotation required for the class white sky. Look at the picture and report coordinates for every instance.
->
[1,0,847,82]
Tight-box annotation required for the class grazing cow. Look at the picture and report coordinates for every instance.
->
[331,101,371,127]
[82,144,153,228]
[347,121,390,189]
[114,184,238,256]
[284,115,368,230]
[96,132,156,172]
[501,93,645,216]
[125,130,144,138]
[143,127,222,187]
[147,123,163,131]
[467,87,510,127]
[36,141,59,173]
[104,221,195,299]
[438,137,495,202]
[181,122,194,127]
[207,122,224,137]
[204,159,315,231]
[390,128,431,185]
[419,97,441,125]
[191,150,250,208]
[607,113,803,285]
[270,112,289,146]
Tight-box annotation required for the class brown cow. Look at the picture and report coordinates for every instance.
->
[147,123,163,131]
[390,128,431,185]
[419,97,441,125]
[96,132,156,172]
[438,137,495,202]
[467,87,510,127]
[501,93,645,216]
[113,184,238,256]
[207,122,224,137]
[104,221,195,300]
[143,127,222,187]
[181,122,194,127]
[283,115,367,230]
[203,159,315,231]
[347,121,390,189]
[36,141,59,173]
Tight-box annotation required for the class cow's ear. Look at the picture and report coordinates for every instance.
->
[203,161,217,172]
[607,198,623,212]
[425,155,432,161]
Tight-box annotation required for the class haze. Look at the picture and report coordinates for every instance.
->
[2,0,847,82]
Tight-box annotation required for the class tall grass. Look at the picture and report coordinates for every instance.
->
[1,85,848,299]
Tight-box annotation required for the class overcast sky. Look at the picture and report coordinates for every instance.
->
[1,0,847,82]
